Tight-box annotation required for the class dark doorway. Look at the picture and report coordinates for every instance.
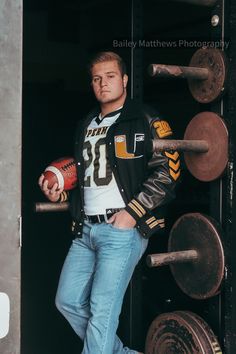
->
[22,1,132,353]
[21,1,226,353]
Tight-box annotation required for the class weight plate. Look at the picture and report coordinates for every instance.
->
[188,47,227,103]
[145,311,222,354]
[180,312,223,354]
[168,213,224,299]
[184,112,228,181]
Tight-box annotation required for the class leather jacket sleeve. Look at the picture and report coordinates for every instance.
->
[125,112,180,221]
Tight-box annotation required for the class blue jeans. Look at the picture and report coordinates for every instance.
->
[55,220,148,354]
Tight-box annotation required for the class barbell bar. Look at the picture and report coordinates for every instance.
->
[147,249,198,267]
[148,47,227,103]
[149,65,209,80]
[35,202,69,213]
[152,138,208,152]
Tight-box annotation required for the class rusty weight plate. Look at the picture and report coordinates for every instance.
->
[180,312,223,354]
[188,47,227,103]
[168,213,224,299]
[145,311,222,354]
[184,112,228,181]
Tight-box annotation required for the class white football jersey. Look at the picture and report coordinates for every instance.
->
[83,110,125,215]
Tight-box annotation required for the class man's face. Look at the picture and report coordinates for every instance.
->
[91,60,128,105]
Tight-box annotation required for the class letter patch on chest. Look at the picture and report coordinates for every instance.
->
[114,134,144,159]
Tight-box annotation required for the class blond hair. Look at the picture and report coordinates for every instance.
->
[88,51,127,77]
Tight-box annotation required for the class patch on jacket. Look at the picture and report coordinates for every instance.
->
[165,151,181,181]
[114,134,144,159]
[153,120,173,138]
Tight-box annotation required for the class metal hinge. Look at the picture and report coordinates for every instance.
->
[18,215,22,248]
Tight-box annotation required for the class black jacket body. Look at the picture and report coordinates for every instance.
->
[67,97,180,238]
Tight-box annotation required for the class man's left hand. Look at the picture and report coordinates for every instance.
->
[107,209,136,229]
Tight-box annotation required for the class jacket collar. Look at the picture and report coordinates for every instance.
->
[85,97,142,125]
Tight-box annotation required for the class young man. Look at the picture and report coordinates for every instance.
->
[38,52,180,354]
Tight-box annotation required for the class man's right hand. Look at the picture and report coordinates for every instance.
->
[38,174,64,202]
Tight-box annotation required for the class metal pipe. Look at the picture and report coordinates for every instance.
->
[148,64,209,80]
[147,250,199,268]
[152,139,209,153]
[35,202,69,213]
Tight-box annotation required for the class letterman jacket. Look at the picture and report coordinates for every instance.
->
[60,97,180,239]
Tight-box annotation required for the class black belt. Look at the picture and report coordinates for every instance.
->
[85,208,122,224]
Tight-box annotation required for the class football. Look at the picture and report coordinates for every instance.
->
[43,157,77,191]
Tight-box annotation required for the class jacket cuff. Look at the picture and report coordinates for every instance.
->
[57,191,69,203]
[125,198,147,221]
